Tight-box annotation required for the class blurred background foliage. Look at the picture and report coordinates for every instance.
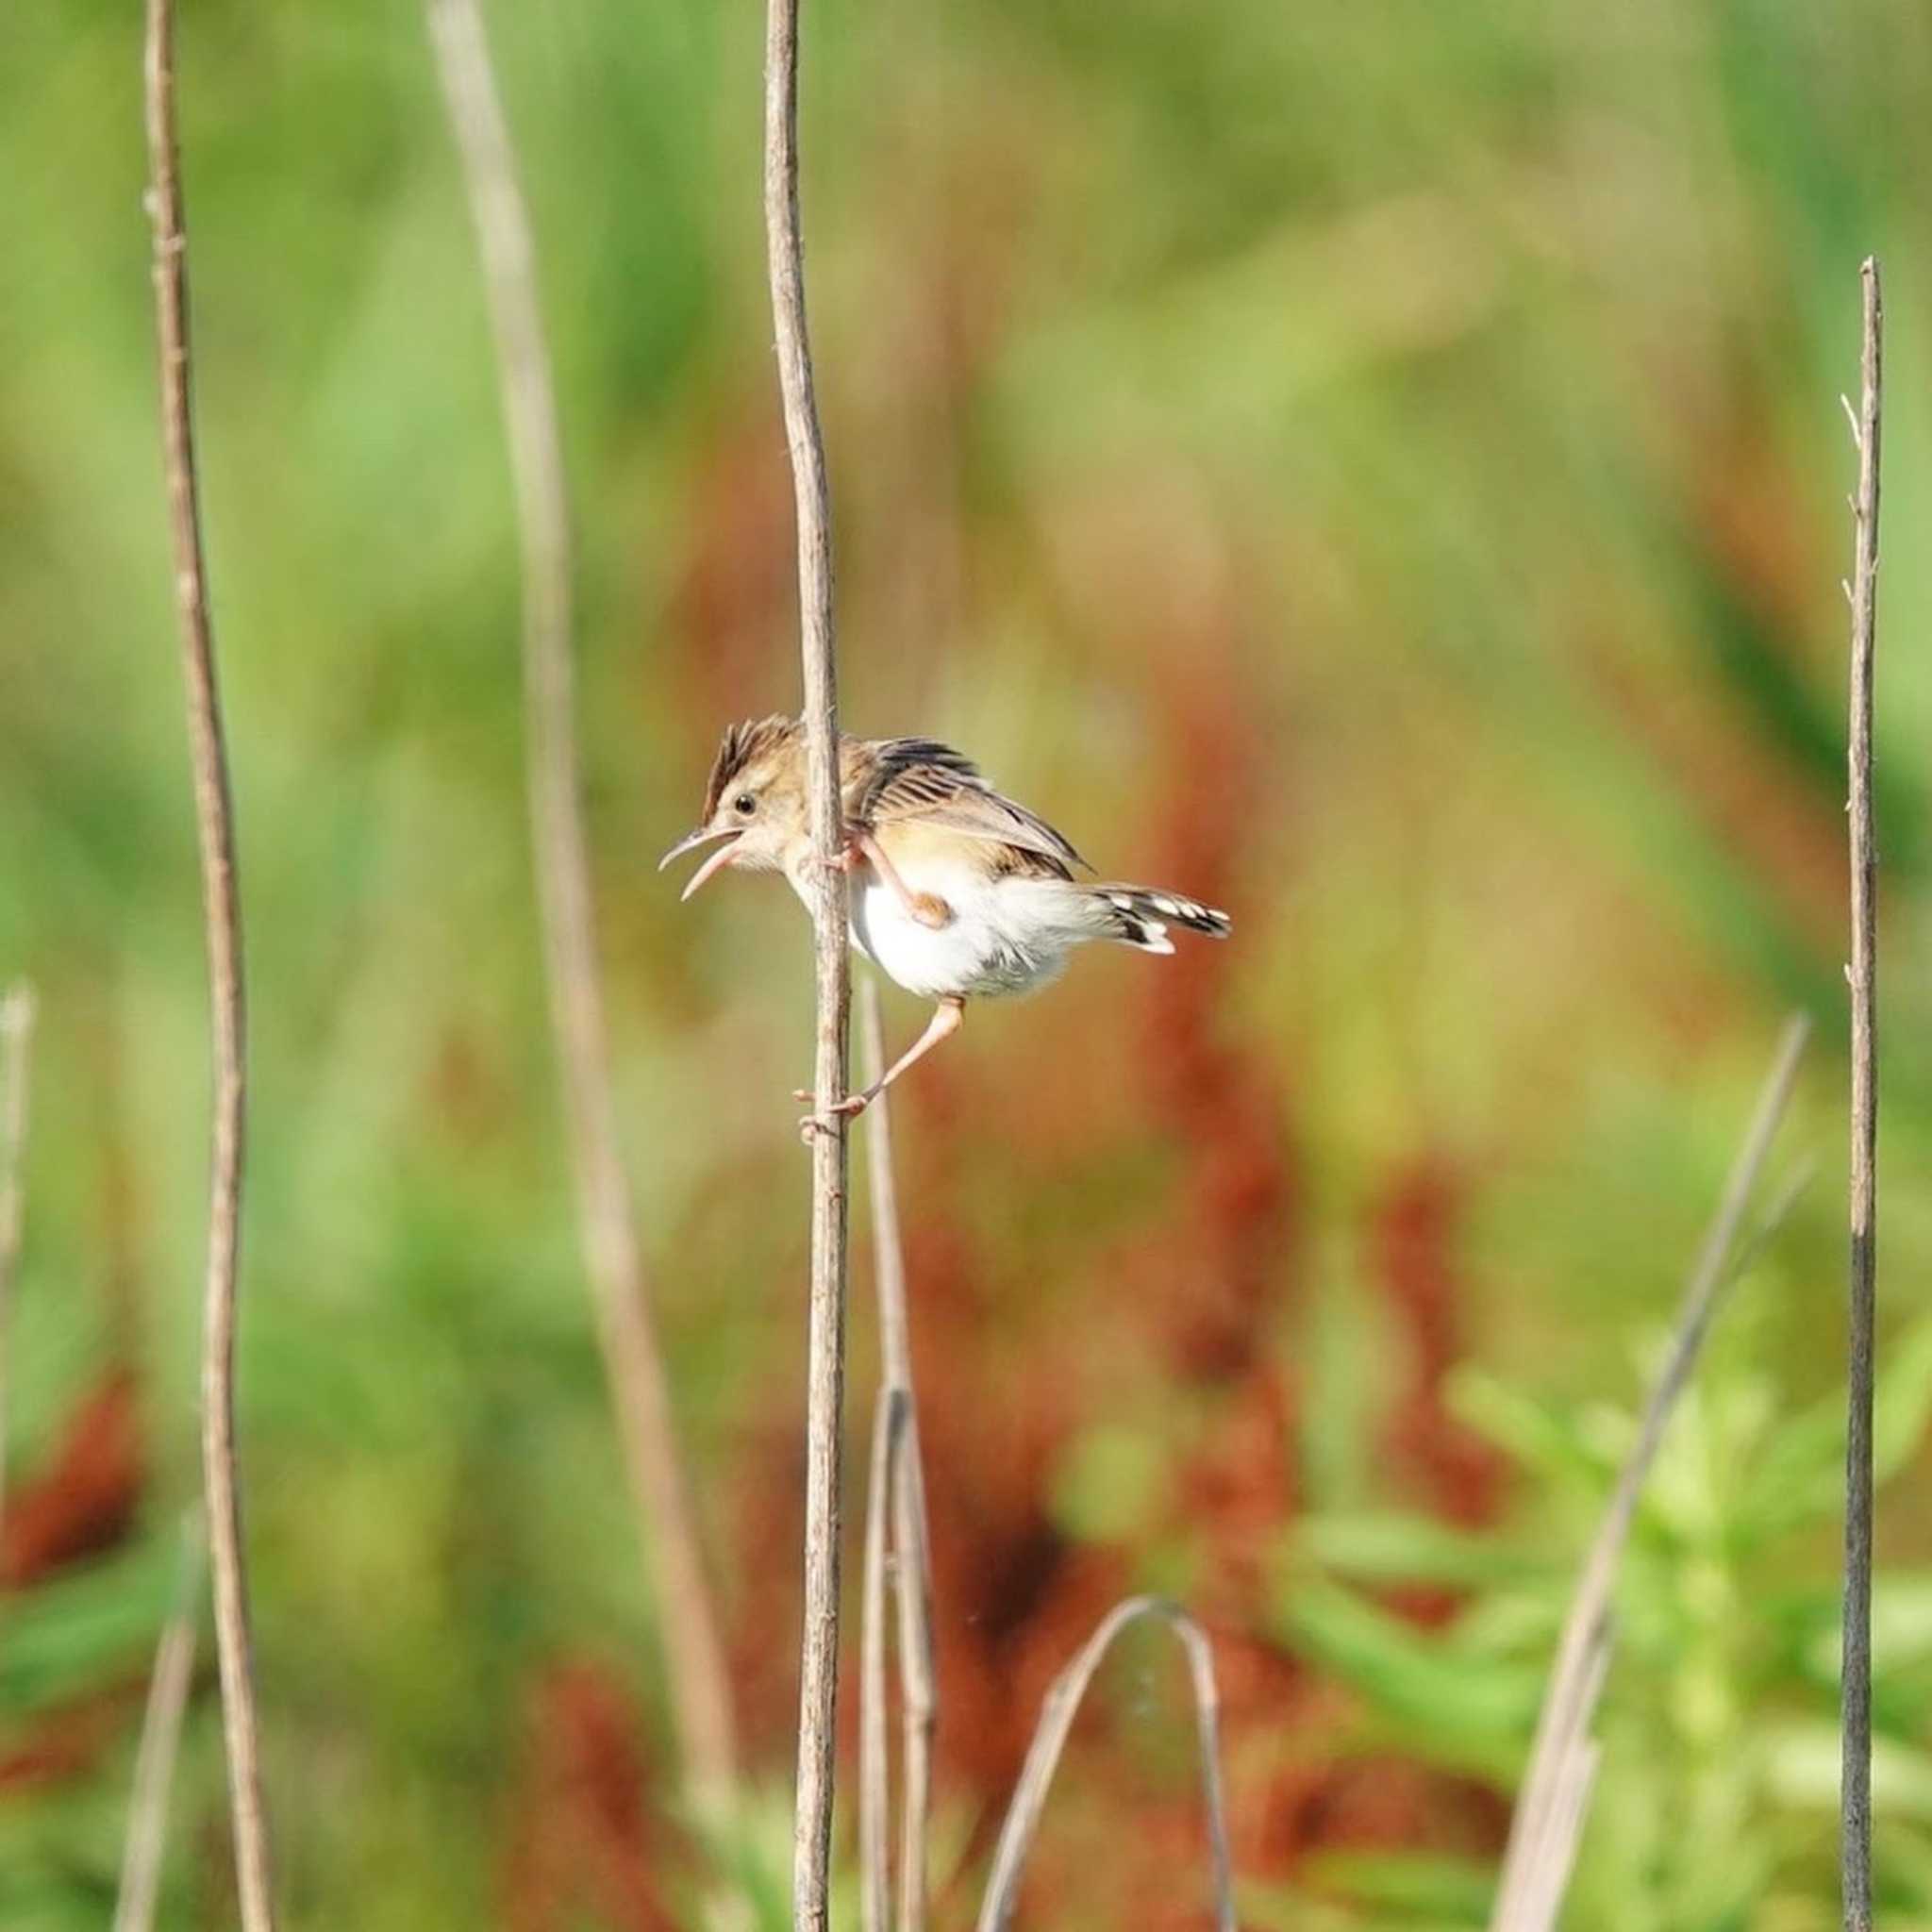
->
[3,0,1932,1925]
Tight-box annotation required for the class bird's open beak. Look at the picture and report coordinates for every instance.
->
[658,826,741,901]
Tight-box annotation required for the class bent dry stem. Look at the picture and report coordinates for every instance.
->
[977,1596,1235,1932]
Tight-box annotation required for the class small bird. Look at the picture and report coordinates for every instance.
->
[660,716,1230,1129]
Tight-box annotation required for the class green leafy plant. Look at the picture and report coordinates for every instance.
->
[1271,1291,1932,1929]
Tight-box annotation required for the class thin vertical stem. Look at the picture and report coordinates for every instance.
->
[863,986,911,1393]
[891,1441,937,1932]
[1842,255,1884,1932]
[762,0,853,1920]
[142,6,276,1924]
[425,0,738,1816]
[113,1520,206,1932]
[0,982,36,1553]
[859,1388,908,1932]
[861,983,936,1930]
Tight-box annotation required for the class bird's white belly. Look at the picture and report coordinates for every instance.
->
[847,869,1075,1001]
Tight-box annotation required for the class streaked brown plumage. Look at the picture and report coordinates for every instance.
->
[661,717,1229,1127]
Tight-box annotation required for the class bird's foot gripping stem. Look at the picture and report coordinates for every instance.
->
[791,997,964,1142]
[796,1089,872,1141]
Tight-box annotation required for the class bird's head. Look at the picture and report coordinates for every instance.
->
[659,715,811,897]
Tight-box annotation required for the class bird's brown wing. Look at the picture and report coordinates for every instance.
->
[855,738,1089,877]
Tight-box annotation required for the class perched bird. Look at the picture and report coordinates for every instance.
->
[660,716,1230,1127]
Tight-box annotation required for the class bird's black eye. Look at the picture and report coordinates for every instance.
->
[733,791,757,816]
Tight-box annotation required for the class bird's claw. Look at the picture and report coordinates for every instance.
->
[795,1090,872,1141]
[813,841,862,874]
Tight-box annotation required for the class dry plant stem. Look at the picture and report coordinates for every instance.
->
[762,0,853,1919]
[977,1596,1235,1932]
[1516,1743,1603,1932]
[891,1443,937,1932]
[114,1520,206,1932]
[425,0,737,1816]
[1490,1012,1811,1932]
[860,1389,909,1932]
[1842,255,1883,1932]
[142,8,276,1925]
[0,983,36,1550]
[862,984,913,1392]
[859,984,937,1930]
[1507,1641,1608,1932]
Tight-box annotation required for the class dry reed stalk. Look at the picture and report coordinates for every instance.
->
[113,1519,206,1932]
[0,982,35,1551]
[1841,255,1883,1932]
[976,1596,1235,1932]
[142,7,276,1924]
[891,1448,937,1924]
[760,0,854,1917]
[1490,1012,1811,1932]
[857,982,937,1932]
[860,1386,910,1932]
[1509,1690,1605,1932]
[425,0,738,1816]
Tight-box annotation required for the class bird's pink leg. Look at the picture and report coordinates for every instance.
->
[798,997,964,1137]
[855,831,952,929]
[814,830,949,926]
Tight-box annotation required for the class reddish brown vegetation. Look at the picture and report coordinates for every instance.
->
[0,1372,153,1796]
[1371,1156,1507,1538]
[0,1683,147,1793]
[503,1659,682,1932]
[2,1369,144,1589]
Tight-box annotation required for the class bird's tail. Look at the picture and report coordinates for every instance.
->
[1088,884,1231,956]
